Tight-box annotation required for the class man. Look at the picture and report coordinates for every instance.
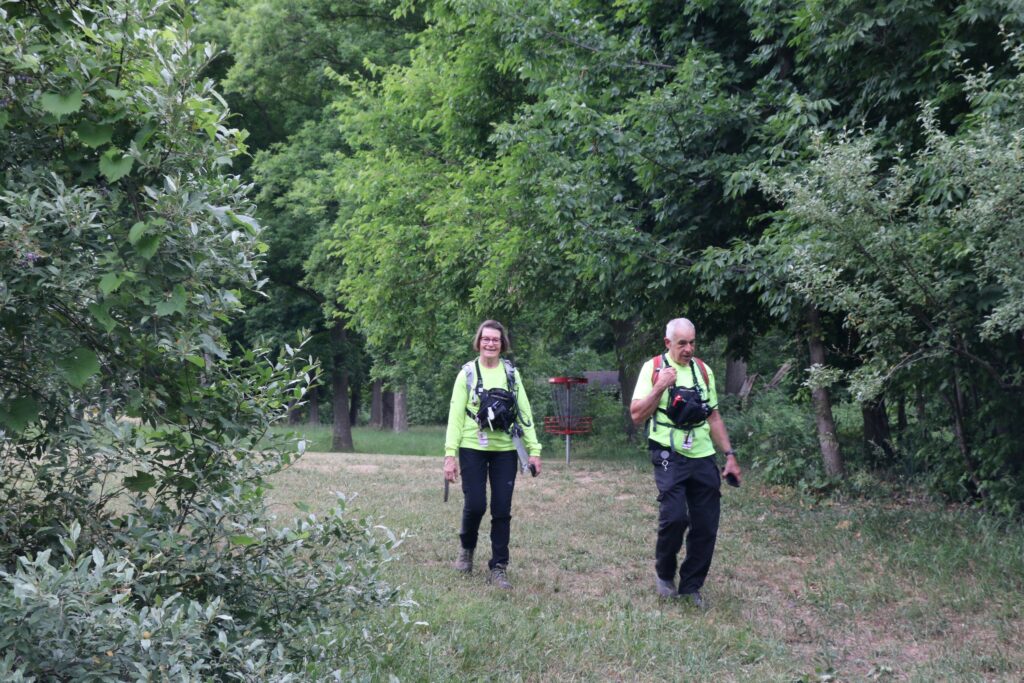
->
[630,318,742,607]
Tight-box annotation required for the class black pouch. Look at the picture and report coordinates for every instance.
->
[663,385,711,429]
[476,387,518,432]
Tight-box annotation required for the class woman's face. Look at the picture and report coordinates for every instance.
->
[479,327,503,360]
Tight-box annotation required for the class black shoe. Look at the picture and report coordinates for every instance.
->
[654,575,678,598]
[679,590,706,609]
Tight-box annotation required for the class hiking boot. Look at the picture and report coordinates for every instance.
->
[654,575,678,598]
[679,590,706,609]
[488,563,512,590]
[453,547,473,573]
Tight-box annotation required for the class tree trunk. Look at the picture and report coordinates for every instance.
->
[807,307,844,477]
[349,380,361,427]
[896,394,907,433]
[861,398,895,462]
[612,318,639,441]
[393,386,408,432]
[766,361,793,389]
[382,390,394,428]
[370,379,384,429]
[288,401,302,425]
[307,385,320,426]
[330,324,354,452]
[725,356,748,396]
[944,368,982,495]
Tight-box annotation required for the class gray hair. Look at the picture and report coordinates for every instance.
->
[473,319,511,352]
[665,318,696,339]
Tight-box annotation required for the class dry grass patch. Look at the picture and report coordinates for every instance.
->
[267,452,1024,682]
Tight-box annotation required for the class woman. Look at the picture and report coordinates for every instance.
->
[443,320,542,590]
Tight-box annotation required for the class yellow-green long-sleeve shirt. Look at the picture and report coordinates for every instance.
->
[444,358,542,458]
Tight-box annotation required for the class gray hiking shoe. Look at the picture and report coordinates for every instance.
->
[488,563,512,590]
[679,590,706,609]
[453,547,473,573]
[655,574,678,598]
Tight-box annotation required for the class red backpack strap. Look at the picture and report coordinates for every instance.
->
[693,357,710,389]
[651,354,662,384]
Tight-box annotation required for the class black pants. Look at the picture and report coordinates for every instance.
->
[650,445,721,593]
[459,447,518,569]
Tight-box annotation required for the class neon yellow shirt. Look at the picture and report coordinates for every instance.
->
[631,355,718,458]
[444,358,542,458]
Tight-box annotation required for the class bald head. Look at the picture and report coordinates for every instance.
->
[664,318,697,364]
[665,318,696,340]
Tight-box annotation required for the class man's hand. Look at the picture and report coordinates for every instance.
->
[722,453,741,485]
[528,456,541,476]
[443,456,460,482]
[654,366,677,392]
[630,363,679,426]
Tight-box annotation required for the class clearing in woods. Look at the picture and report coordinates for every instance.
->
[269,452,1024,682]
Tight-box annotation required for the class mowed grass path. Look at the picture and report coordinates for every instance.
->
[268,452,1024,682]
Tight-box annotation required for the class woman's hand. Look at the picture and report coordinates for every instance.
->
[528,456,541,476]
[443,455,460,482]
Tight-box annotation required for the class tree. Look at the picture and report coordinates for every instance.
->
[760,72,1024,510]
[0,2,405,676]
[204,0,423,442]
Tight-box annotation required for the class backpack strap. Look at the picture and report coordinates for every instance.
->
[501,358,531,427]
[650,354,662,384]
[501,358,516,392]
[651,352,708,389]
[647,354,668,435]
[693,357,710,390]
[462,360,477,397]
[463,361,480,421]
[467,358,516,393]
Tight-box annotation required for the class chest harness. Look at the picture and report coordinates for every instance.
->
[649,353,713,455]
[462,358,537,476]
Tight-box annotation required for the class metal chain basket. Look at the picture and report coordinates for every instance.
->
[543,377,592,464]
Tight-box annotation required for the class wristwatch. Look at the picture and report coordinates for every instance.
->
[724,449,736,457]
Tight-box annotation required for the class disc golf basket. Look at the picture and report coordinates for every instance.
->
[543,377,593,465]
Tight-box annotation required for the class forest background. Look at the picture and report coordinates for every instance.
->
[2,0,1024,679]
[209,0,1024,510]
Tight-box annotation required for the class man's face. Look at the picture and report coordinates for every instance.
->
[664,326,696,365]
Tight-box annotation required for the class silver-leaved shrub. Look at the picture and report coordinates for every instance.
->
[0,1,410,678]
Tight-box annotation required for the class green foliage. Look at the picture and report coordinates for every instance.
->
[205,0,425,423]
[1,540,280,680]
[747,52,1024,513]
[203,0,1024,515]
[728,390,833,493]
[1,1,408,677]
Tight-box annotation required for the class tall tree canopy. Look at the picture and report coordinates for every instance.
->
[305,0,1024,504]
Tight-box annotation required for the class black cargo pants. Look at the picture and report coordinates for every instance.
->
[650,443,721,594]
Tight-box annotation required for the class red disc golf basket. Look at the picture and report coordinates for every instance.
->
[544,377,592,465]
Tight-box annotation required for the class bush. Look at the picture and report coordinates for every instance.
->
[0,536,285,680]
[0,512,411,681]
[729,390,835,493]
[0,2,410,677]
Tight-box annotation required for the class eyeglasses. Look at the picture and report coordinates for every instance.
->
[480,336,502,346]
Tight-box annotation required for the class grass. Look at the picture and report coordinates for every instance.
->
[270,424,447,456]
[270,424,631,461]
[266,434,1024,682]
